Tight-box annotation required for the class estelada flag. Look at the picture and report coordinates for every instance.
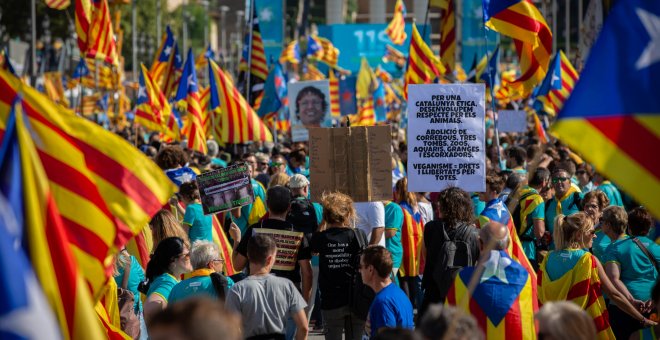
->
[538,251,614,339]
[552,0,660,219]
[446,250,536,339]
[399,202,424,277]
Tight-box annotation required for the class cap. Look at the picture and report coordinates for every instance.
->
[288,174,310,189]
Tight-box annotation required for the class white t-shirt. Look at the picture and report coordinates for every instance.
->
[353,202,386,247]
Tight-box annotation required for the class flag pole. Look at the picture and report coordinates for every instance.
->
[246,0,255,104]
[420,1,431,41]
[30,0,37,84]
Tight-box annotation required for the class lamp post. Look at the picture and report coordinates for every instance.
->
[220,6,229,59]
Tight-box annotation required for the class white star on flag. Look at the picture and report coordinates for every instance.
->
[493,201,508,218]
[187,74,196,88]
[635,7,660,70]
[0,276,60,339]
[480,250,512,284]
[163,46,172,57]
[137,86,147,99]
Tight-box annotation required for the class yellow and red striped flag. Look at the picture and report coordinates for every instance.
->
[45,0,70,10]
[150,26,177,91]
[302,63,326,81]
[75,0,92,53]
[329,70,341,117]
[208,60,273,144]
[135,64,172,136]
[0,69,177,303]
[199,85,212,137]
[483,0,552,94]
[125,226,153,270]
[533,51,579,116]
[386,0,407,45]
[439,0,456,73]
[176,49,207,154]
[404,24,446,97]
[355,99,375,126]
[308,36,340,67]
[86,0,119,66]
[0,97,108,340]
[238,9,268,81]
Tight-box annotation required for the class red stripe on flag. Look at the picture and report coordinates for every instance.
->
[469,292,488,332]
[561,63,579,83]
[61,215,110,265]
[505,298,523,338]
[410,42,441,76]
[495,8,552,52]
[566,279,590,301]
[440,27,456,51]
[587,116,660,180]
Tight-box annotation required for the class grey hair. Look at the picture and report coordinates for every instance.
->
[207,140,219,158]
[190,240,220,270]
[479,223,510,251]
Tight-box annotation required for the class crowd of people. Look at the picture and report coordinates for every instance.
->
[112,121,659,340]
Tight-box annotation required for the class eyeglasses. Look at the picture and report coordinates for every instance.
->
[584,203,599,210]
[586,229,596,236]
[259,162,268,166]
[210,258,224,264]
[552,177,569,184]
[270,162,284,167]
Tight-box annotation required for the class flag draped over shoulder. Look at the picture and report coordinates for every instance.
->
[446,250,536,339]
[209,60,273,144]
[534,51,579,115]
[552,0,660,219]
[0,69,177,302]
[135,64,173,137]
[478,198,538,307]
[539,252,613,339]
[399,202,424,277]
[482,0,552,94]
[0,98,107,339]
[386,0,407,45]
[440,0,456,72]
[404,24,446,96]
[175,49,207,154]
[86,0,119,66]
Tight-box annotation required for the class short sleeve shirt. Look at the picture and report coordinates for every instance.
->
[183,203,213,243]
[147,273,179,302]
[604,236,660,301]
[383,202,404,268]
[354,202,386,247]
[169,269,235,303]
[114,255,146,311]
[365,283,414,337]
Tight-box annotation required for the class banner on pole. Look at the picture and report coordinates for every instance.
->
[407,84,486,192]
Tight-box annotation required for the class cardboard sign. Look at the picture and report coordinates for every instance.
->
[288,80,332,142]
[498,110,528,133]
[407,84,486,192]
[309,125,392,202]
[197,163,254,215]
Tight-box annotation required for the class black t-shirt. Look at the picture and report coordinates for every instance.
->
[310,227,366,310]
[236,219,312,284]
[421,220,480,291]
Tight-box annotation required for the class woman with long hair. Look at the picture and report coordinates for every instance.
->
[310,192,367,340]
[143,237,193,322]
[538,213,654,339]
[149,209,189,252]
[394,178,423,309]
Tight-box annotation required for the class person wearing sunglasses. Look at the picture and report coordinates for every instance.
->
[575,163,595,194]
[544,168,583,247]
[169,240,234,304]
[268,154,290,176]
[143,237,193,322]
[538,213,655,339]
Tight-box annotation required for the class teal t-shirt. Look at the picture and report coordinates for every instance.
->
[384,202,404,268]
[471,193,485,217]
[519,191,545,262]
[604,236,660,301]
[591,229,612,263]
[114,255,146,312]
[546,248,588,281]
[598,181,624,207]
[546,192,583,240]
[147,273,179,302]
[183,203,213,243]
[309,200,323,267]
[169,269,235,304]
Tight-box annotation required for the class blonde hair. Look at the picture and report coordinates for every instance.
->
[150,209,190,250]
[268,172,290,189]
[395,177,417,208]
[536,301,596,340]
[320,192,356,229]
[553,212,593,249]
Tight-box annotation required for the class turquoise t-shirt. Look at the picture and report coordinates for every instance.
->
[546,248,588,281]
[384,202,404,268]
[471,193,485,217]
[114,255,146,312]
[309,200,323,267]
[604,236,660,301]
[591,229,611,263]
[183,203,213,243]
[598,181,624,207]
[169,269,235,303]
[518,189,545,262]
[147,273,179,302]
[546,191,583,239]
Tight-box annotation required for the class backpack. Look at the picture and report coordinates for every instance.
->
[508,191,537,239]
[349,228,375,321]
[210,272,229,300]
[287,197,319,236]
[117,259,141,339]
[431,223,474,302]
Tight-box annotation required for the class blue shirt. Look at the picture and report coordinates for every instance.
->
[546,191,583,241]
[169,269,235,303]
[114,255,145,312]
[183,203,213,243]
[384,202,404,268]
[367,283,414,337]
[471,193,485,217]
[598,181,624,207]
[592,229,611,263]
[147,273,179,302]
[604,236,660,301]
[546,249,588,281]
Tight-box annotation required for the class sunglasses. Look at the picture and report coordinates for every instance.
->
[210,258,224,264]
[552,177,569,184]
[586,229,596,235]
[270,162,284,167]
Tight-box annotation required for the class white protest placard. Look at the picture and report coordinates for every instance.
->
[498,110,527,133]
[407,84,486,192]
